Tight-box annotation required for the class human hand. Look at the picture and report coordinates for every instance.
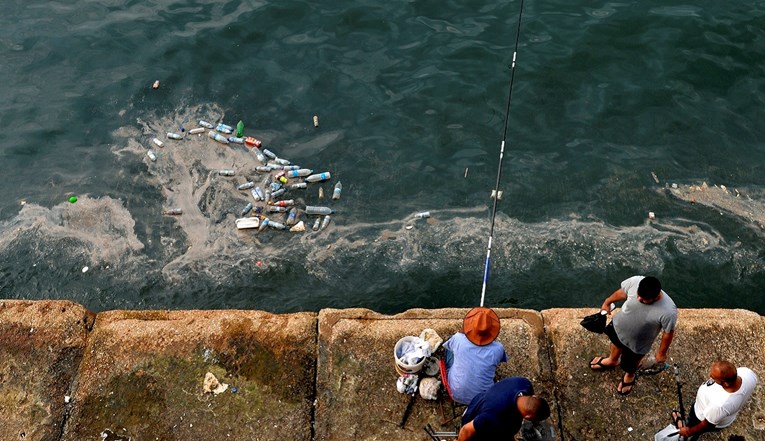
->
[678,426,691,437]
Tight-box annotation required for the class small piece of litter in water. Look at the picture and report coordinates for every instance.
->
[651,171,659,183]
[82,266,89,273]
[313,115,319,127]
[405,225,413,230]
[69,196,78,203]
[648,212,656,220]
[152,80,160,89]
[464,168,469,178]
[256,261,263,267]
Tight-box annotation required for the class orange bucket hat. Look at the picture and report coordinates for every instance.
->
[463,307,500,346]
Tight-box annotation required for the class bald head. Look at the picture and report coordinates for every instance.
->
[711,360,738,385]
[517,396,551,422]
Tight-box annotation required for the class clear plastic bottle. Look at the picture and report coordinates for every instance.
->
[312,217,321,231]
[237,181,255,190]
[208,131,229,144]
[165,208,183,215]
[318,187,324,200]
[305,206,334,215]
[189,127,205,135]
[287,208,297,225]
[147,150,157,162]
[271,188,287,198]
[262,149,278,160]
[258,218,270,232]
[218,169,235,176]
[254,186,265,200]
[253,149,266,163]
[275,158,290,166]
[256,166,272,173]
[287,169,313,178]
[167,132,183,140]
[228,136,245,144]
[268,220,286,230]
[272,199,295,207]
[199,120,214,129]
[414,211,430,219]
[333,182,342,200]
[266,162,284,170]
[306,172,331,183]
[283,165,300,171]
[242,202,253,216]
[216,123,233,134]
[251,188,261,201]
[290,183,307,190]
[267,206,287,213]
[152,138,164,148]
[320,215,331,231]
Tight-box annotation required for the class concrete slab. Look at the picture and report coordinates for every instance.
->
[314,308,555,441]
[62,310,317,441]
[543,308,765,440]
[0,300,94,441]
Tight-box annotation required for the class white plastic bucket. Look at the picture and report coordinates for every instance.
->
[394,336,427,374]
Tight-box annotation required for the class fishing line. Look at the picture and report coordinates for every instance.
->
[479,0,526,307]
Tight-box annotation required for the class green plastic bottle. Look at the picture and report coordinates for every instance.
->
[235,120,244,137]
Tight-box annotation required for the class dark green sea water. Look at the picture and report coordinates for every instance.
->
[1,0,764,314]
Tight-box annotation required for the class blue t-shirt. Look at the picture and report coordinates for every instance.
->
[462,377,533,440]
[443,333,507,405]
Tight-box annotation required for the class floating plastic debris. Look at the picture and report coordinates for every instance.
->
[306,172,331,183]
[152,138,164,148]
[208,131,229,144]
[164,208,183,215]
[188,127,205,135]
[414,211,430,219]
[333,182,342,200]
[290,220,305,232]
[167,132,183,140]
[152,80,160,89]
[305,206,334,215]
[147,150,157,162]
[313,115,319,127]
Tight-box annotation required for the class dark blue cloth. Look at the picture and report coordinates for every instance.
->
[461,377,533,440]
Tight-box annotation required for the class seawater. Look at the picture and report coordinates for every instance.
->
[1,0,764,314]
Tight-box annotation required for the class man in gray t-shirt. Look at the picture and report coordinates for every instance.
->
[588,276,678,395]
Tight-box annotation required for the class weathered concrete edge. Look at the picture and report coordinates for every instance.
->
[2,301,764,441]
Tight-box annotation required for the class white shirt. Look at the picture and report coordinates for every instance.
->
[694,367,758,428]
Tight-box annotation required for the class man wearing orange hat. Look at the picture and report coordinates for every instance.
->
[442,307,507,405]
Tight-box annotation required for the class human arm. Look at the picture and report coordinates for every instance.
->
[601,288,627,314]
[655,329,674,363]
[678,417,713,437]
[458,421,476,441]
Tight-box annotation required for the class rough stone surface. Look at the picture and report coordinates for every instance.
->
[2,301,764,441]
[61,310,317,441]
[543,308,765,440]
[0,300,94,441]
[314,308,555,441]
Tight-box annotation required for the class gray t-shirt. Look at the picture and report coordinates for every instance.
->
[612,275,678,355]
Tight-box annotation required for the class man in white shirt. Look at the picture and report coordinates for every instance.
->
[673,360,758,440]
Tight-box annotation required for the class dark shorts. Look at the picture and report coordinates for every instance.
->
[604,322,644,374]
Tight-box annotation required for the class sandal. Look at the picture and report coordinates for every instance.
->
[589,356,615,371]
[617,375,637,395]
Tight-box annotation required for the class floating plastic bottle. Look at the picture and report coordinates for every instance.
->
[189,127,206,135]
[305,206,334,215]
[414,211,430,219]
[251,188,260,201]
[242,202,253,216]
[287,169,313,178]
[152,138,164,148]
[272,199,295,207]
[283,165,300,171]
[247,152,263,166]
[262,149,277,159]
[269,182,282,192]
[318,187,324,200]
[254,187,265,200]
[287,208,297,225]
[256,166,272,173]
[218,169,235,176]
[290,182,307,190]
[312,218,321,231]
[274,158,290,166]
[167,132,183,140]
[320,215,331,231]
[268,206,287,213]
[165,208,183,215]
[216,123,233,134]
[264,190,271,204]
[147,150,157,162]
[235,120,244,138]
[271,188,287,198]
[208,131,229,144]
[268,220,286,230]
[306,172,331,183]
[228,136,245,144]
[199,120,214,129]
[258,218,269,232]
[333,182,342,200]
[237,181,255,190]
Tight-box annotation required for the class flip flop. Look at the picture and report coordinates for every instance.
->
[617,376,637,395]
[589,356,615,371]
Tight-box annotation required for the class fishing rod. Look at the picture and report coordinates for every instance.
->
[480,0,526,307]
